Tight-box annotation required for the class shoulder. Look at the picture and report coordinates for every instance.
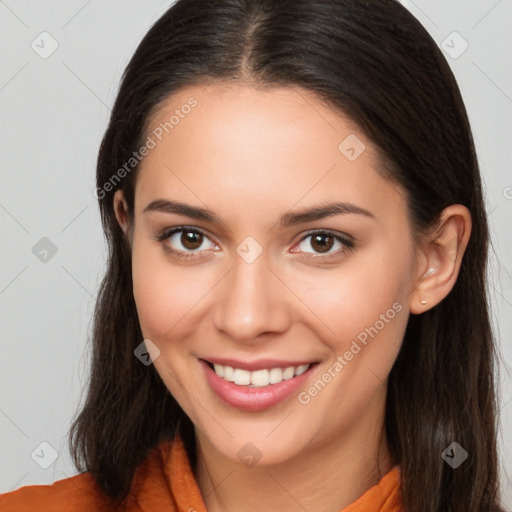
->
[0,472,118,512]
[0,438,179,512]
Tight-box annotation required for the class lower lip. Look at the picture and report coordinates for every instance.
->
[200,359,318,411]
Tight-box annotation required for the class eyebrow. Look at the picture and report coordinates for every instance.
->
[143,199,375,228]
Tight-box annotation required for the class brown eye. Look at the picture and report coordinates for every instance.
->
[180,230,203,250]
[158,227,217,257]
[310,233,334,253]
[293,230,354,259]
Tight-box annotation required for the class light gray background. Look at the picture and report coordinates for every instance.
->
[0,0,511,508]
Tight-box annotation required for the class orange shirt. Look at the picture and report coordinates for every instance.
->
[0,436,403,511]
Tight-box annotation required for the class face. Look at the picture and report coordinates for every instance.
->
[118,83,421,466]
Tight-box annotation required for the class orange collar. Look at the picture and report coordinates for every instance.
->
[0,435,403,511]
[132,436,403,512]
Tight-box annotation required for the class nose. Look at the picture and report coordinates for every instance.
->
[212,251,291,344]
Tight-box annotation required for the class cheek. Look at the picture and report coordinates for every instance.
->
[131,234,183,339]
[296,241,414,349]
[131,236,215,341]
[294,251,412,424]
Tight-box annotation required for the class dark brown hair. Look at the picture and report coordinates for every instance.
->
[69,0,503,510]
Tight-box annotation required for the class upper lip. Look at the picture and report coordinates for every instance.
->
[202,357,317,372]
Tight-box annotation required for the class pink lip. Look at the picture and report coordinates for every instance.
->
[203,356,315,372]
[200,359,318,412]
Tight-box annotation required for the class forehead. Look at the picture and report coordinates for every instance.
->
[145,82,368,156]
[135,83,408,230]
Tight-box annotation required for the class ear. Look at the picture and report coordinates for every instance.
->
[113,189,132,240]
[409,204,471,315]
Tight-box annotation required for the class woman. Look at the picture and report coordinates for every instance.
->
[0,0,504,510]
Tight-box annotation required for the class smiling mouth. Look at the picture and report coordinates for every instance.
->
[203,360,318,387]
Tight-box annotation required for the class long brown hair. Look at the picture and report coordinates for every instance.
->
[69,1,503,510]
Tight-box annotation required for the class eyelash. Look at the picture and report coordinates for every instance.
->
[154,226,355,262]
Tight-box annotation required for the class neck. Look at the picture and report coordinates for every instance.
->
[193,396,394,512]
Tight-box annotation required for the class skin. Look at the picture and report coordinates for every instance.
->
[114,83,471,512]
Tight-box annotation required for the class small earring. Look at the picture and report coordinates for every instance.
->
[419,299,427,305]
[422,266,437,279]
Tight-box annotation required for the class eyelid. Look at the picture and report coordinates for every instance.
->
[155,226,355,260]
[296,228,355,245]
[291,229,355,259]
[155,226,218,252]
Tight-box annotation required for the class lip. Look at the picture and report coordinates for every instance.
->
[203,356,315,372]
[200,358,319,412]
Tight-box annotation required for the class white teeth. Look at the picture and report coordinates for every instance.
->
[223,365,234,382]
[294,364,309,376]
[213,363,224,378]
[269,368,283,384]
[251,369,270,387]
[283,367,295,380]
[233,368,251,385]
[210,362,312,386]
